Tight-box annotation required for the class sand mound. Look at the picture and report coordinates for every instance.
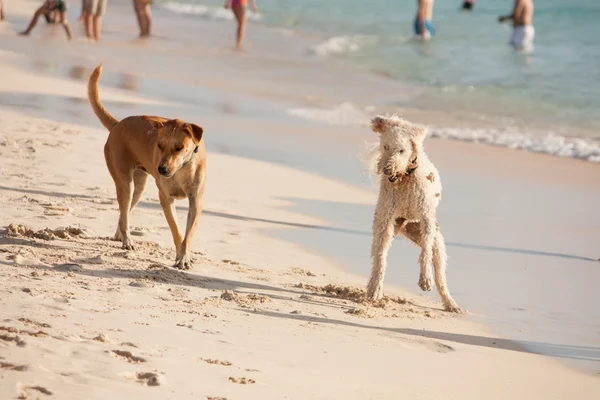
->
[294,283,407,308]
[220,290,271,308]
[6,224,87,241]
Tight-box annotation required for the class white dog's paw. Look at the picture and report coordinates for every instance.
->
[366,283,383,301]
[443,301,465,314]
[173,254,194,270]
[418,274,433,292]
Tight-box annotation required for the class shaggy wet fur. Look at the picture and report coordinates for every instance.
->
[366,115,463,313]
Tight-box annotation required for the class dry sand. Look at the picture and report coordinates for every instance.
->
[0,70,599,399]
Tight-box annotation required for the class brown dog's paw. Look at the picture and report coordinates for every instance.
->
[173,256,193,270]
[122,238,136,251]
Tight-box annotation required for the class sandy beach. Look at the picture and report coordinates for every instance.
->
[1,0,599,398]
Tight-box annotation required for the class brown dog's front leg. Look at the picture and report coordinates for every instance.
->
[174,194,203,270]
[116,180,135,250]
[159,190,183,256]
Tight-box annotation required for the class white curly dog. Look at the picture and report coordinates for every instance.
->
[366,115,463,313]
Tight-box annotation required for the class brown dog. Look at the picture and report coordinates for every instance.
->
[87,64,207,270]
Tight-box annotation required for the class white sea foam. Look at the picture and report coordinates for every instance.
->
[287,104,600,163]
[287,103,373,127]
[161,2,261,22]
[311,35,371,56]
[428,126,600,163]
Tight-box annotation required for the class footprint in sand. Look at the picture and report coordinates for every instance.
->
[201,358,233,366]
[426,341,455,353]
[17,318,51,329]
[0,332,27,347]
[16,384,53,398]
[228,377,256,384]
[110,350,146,364]
[121,371,162,386]
[0,361,28,371]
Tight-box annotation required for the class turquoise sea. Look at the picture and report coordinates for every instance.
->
[160,0,600,141]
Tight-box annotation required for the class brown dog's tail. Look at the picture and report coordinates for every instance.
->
[87,63,119,131]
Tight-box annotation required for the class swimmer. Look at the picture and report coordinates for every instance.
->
[19,0,72,41]
[224,0,257,50]
[461,0,475,11]
[499,0,535,51]
[414,0,435,41]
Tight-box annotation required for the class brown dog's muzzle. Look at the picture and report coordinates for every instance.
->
[158,165,171,177]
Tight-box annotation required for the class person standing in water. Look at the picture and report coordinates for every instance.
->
[499,0,535,51]
[414,0,435,41]
[83,0,108,41]
[224,0,257,50]
[133,0,152,37]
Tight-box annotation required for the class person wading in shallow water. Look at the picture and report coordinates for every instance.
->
[224,0,257,50]
[499,0,535,51]
[414,0,435,41]
[133,0,152,37]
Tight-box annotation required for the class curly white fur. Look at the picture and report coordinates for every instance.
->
[366,115,463,313]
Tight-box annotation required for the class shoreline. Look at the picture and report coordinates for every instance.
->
[1,0,599,163]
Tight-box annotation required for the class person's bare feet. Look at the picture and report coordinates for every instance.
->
[19,31,30,36]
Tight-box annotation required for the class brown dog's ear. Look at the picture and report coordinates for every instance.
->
[371,116,386,134]
[143,116,165,134]
[187,123,204,144]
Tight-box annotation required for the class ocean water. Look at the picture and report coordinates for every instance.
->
[158,0,600,162]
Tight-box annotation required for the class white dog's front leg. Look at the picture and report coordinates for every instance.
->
[367,194,396,300]
[418,215,435,292]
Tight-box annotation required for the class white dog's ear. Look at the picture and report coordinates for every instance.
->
[371,116,386,134]
[413,126,427,143]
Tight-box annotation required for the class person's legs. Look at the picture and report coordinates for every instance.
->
[84,0,97,39]
[20,3,51,35]
[1,0,5,21]
[80,0,87,23]
[93,15,102,40]
[141,3,152,36]
[133,0,144,36]
[232,5,246,49]
[93,0,107,40]
[59,10,72,40]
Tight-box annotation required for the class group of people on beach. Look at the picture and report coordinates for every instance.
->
[11,0,152,41]
[1,0,257,49]
[417,0,535,51]
[2,0,534,51]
